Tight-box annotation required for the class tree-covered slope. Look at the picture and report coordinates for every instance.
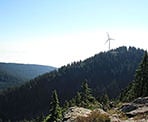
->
[120,51,148,102]
[0,63,56,89]
[0,46,145,121]
[0,71,20,90]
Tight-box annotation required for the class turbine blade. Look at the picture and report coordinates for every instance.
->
[106,32,109,38]
[105,39,109,44]
[110,38,115,40]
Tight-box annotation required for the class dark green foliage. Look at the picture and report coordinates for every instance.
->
[67,81,99,109]
[99,93,110,110]
[69,98,76,107]
[0,71,20,90]
[63,100,70,110]
[46,90,62,122]
[134,51,148,97]
[79,81,96,107]
[75,92,81,106]
[101,94,109,105]
[0,46,145,121]
[120,51,148,101]
[0,63,56,90]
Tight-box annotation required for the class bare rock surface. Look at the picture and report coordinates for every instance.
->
[126,106,148,117]
[62,97,148,122]
[121,97,148,117]
[63,107,92,122]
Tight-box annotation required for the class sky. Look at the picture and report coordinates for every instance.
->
[0,0,148,67]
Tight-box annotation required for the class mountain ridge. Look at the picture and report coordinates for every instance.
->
[0,46,145,121]
[0,62,56,90]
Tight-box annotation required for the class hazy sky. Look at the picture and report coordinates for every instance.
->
[0,0,148,67]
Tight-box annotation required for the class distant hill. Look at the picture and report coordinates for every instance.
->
[0,46,145,121]
[0,63,56,89]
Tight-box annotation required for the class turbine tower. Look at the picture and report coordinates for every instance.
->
[105,32,114,50]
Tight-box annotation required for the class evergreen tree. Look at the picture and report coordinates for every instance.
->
[47,90,62,122]
[75,92,81,106]
[69,98,76,107]
[63,100,69,110]
[100,93,109,105]
[121,51,148,101]
[66,81,97,108]
[134,51,148,97]
[100,93,110,110]
[80,81,95,107]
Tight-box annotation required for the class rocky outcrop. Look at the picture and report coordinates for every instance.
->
[62,97,148,122]
[63,107,122,122]
[120,97,148,117]
[121,103,138,113]
[133,97,148,105]
[63,107,92,122]
[126,106,148,117]
[62,107,111,122]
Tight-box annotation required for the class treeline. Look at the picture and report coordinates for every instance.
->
[0,46,145,121]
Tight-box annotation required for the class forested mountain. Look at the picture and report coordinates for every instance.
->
[0,46,145,121]
[0,63,56,90]
[120,51,148,102]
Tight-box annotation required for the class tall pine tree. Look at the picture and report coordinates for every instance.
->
[120,51,148,101]
[47,90,62,122]
[80,81,96,107]
[134,51,148,97]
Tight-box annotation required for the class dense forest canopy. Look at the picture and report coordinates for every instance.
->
[0,46,145,121]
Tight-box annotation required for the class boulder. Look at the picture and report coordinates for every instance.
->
[94,108,109,115]
[126,106,148,117]
[133,97,148,105]
[62,107,110,122]
[121,96,148,117]
[63,107,92,122]
[120,103,137,112]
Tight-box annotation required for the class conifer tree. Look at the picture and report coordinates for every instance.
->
[47,90,62,122]
[75,92,81,106]
[69,98,76,107]
[121,51,148,101]
[100,93,109,105]
[63,100,69,110]
[100,93,110,110]
[80,81,95,107]
[134,51,148,97]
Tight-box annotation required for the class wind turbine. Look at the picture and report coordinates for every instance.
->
[105,32,114,50]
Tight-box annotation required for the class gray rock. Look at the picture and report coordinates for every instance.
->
[62,107,110,122]
[133,97,148,105]
[120,103,137,112]
[126,106,148,117]
[94,108,109,115]
[121,96,148,118]
[63,107,92,122]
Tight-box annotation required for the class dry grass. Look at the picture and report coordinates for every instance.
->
[75,111,110,122]
[133,113,148,120]
[107,109,127,120]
